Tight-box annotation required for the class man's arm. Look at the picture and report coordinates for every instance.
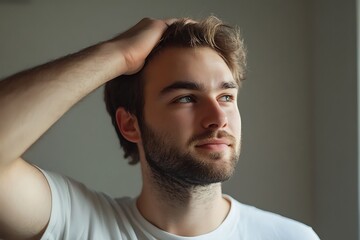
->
[0,18,172,239]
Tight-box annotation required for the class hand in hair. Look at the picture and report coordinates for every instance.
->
[110,18,177,75]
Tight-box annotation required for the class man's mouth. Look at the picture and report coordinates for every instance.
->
[195,139,232,151]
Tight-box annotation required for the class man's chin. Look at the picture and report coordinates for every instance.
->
[188,171,234,186]
[191,150,235,163]
[186,159,236,184]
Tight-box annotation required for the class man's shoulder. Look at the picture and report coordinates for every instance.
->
[227,196,320,239]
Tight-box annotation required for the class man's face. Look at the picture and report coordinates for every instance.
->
[140,47,242,186]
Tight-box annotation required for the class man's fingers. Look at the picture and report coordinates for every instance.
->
[163,18,178,26]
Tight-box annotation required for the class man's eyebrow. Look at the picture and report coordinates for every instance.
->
[159,80,238,96]
[160,81,204,95]
[221,81,239,89]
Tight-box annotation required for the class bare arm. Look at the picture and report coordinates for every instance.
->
[0,18,172,239]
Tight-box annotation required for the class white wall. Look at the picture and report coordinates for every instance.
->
[0,0,315,230]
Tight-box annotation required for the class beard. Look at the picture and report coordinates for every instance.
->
[140,121,240,189]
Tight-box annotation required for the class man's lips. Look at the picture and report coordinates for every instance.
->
[195,139,232,151]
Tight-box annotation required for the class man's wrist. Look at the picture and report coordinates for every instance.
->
[97,40,129,79]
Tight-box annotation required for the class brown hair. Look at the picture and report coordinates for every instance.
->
[104,16,247,164]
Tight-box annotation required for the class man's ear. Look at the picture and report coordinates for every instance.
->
[115,107,141,143]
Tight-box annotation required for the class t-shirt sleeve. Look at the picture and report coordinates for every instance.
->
[38,169,130,240]
[39,169,72,239]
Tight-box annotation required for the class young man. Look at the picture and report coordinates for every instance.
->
[0,17,319,239]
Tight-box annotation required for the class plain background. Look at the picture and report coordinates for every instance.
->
[0,0,358,239]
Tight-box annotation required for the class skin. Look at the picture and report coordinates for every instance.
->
[0,18,174,239]
[118,47,242,236]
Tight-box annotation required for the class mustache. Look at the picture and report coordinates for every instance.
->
[188,130,236,145]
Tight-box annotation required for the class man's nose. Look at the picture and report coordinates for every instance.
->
[200,100,228,130]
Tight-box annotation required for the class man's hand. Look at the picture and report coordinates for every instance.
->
[112,18,176,75]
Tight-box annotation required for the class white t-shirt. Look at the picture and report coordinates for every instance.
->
[39,169,320,240]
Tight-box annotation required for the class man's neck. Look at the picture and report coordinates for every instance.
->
[136,173,231,237]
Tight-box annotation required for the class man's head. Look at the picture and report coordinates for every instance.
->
[104,16,246,168]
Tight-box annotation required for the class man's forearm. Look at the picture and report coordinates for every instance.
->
[0,40,125,165]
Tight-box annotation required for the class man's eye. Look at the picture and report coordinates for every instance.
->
[219,95,233,102]
[175,96,195,103]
